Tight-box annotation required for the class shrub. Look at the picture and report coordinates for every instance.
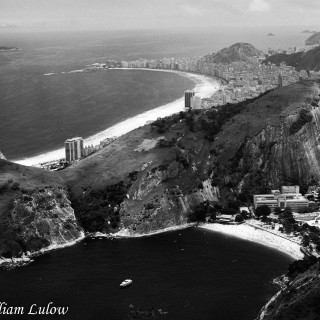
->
[255,205,271,217]
[289,109,313,135]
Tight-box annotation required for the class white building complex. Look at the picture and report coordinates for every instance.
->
[253,186,309,212]
[65,137,84,162]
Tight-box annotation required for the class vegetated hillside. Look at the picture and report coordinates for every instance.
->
[203,42,264,64]
[305,32,320,45]
[208,80,320,202]
[263,46,320,71]
[2,80,320,256]
[258,262,320,320]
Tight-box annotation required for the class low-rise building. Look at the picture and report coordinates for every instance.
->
[254,186,309,212]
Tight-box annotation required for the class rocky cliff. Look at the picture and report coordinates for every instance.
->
[206,80,320,201]
[0,187,83,259]
[258,263,320,320]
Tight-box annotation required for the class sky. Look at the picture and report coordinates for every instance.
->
[1,0,320,32]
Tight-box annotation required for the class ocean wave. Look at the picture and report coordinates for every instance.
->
[14,70,219,166]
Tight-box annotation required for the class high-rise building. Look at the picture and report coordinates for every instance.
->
[65,137,84,162]
[185,90,195,110]
[278,73,283,87]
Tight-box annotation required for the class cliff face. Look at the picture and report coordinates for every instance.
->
[0,187,83,258]
[258,264,320,320]
[207,80,320,200]
[120,157,218,234]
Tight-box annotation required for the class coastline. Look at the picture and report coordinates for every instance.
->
[199,223,304,260]
[0,231,85,269]
[91,223,197,239]
[14,70,220,167]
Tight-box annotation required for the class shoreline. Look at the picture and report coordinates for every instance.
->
[0,231,85,269]
[14,69,220,167]
[91,223,197,239]
[199,222,304,260]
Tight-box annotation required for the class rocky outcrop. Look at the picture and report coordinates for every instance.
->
[0,187,83,258]
[204,42,264,64]
[120,157,219,234]
[258,264,320,320]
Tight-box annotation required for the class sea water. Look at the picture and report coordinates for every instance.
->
[0,228,293,320]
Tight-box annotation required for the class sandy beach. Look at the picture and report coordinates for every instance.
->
[199,223,304,260]
[15,69,219,167]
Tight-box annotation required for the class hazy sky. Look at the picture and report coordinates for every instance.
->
[1,0,320,32]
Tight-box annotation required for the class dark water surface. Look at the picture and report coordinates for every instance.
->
[0,228,293,320]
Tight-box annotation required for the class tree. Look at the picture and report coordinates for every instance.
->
[274,207,282,215]
[235,214,244,223]
[279,207,293,220]
[255,205,271,218]
[302,234,310,247]
[240,210,249,219]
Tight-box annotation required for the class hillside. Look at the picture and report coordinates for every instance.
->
[306,32,320,45]
[263,46,320,71]
[1,80,320,258]
[2,81,320,315]
[258,262,320,320]
[203,42,264,64]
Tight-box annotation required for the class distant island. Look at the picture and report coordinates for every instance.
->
[0,46,21,52]
[302,30,318,34]
[267,33,275,37]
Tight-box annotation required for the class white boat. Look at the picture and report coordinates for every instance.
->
[120,279,133,288]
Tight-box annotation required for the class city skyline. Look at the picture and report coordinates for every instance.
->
[1,0,320,32]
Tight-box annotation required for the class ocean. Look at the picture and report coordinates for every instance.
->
[0,228,293,320]
[0,28,310,162]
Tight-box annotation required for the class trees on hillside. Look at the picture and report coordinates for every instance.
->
[255,205,271,218]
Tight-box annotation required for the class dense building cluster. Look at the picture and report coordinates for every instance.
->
[102,53,316,109]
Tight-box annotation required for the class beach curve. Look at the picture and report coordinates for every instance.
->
[14,70,220,167]
[199,223,304,260]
